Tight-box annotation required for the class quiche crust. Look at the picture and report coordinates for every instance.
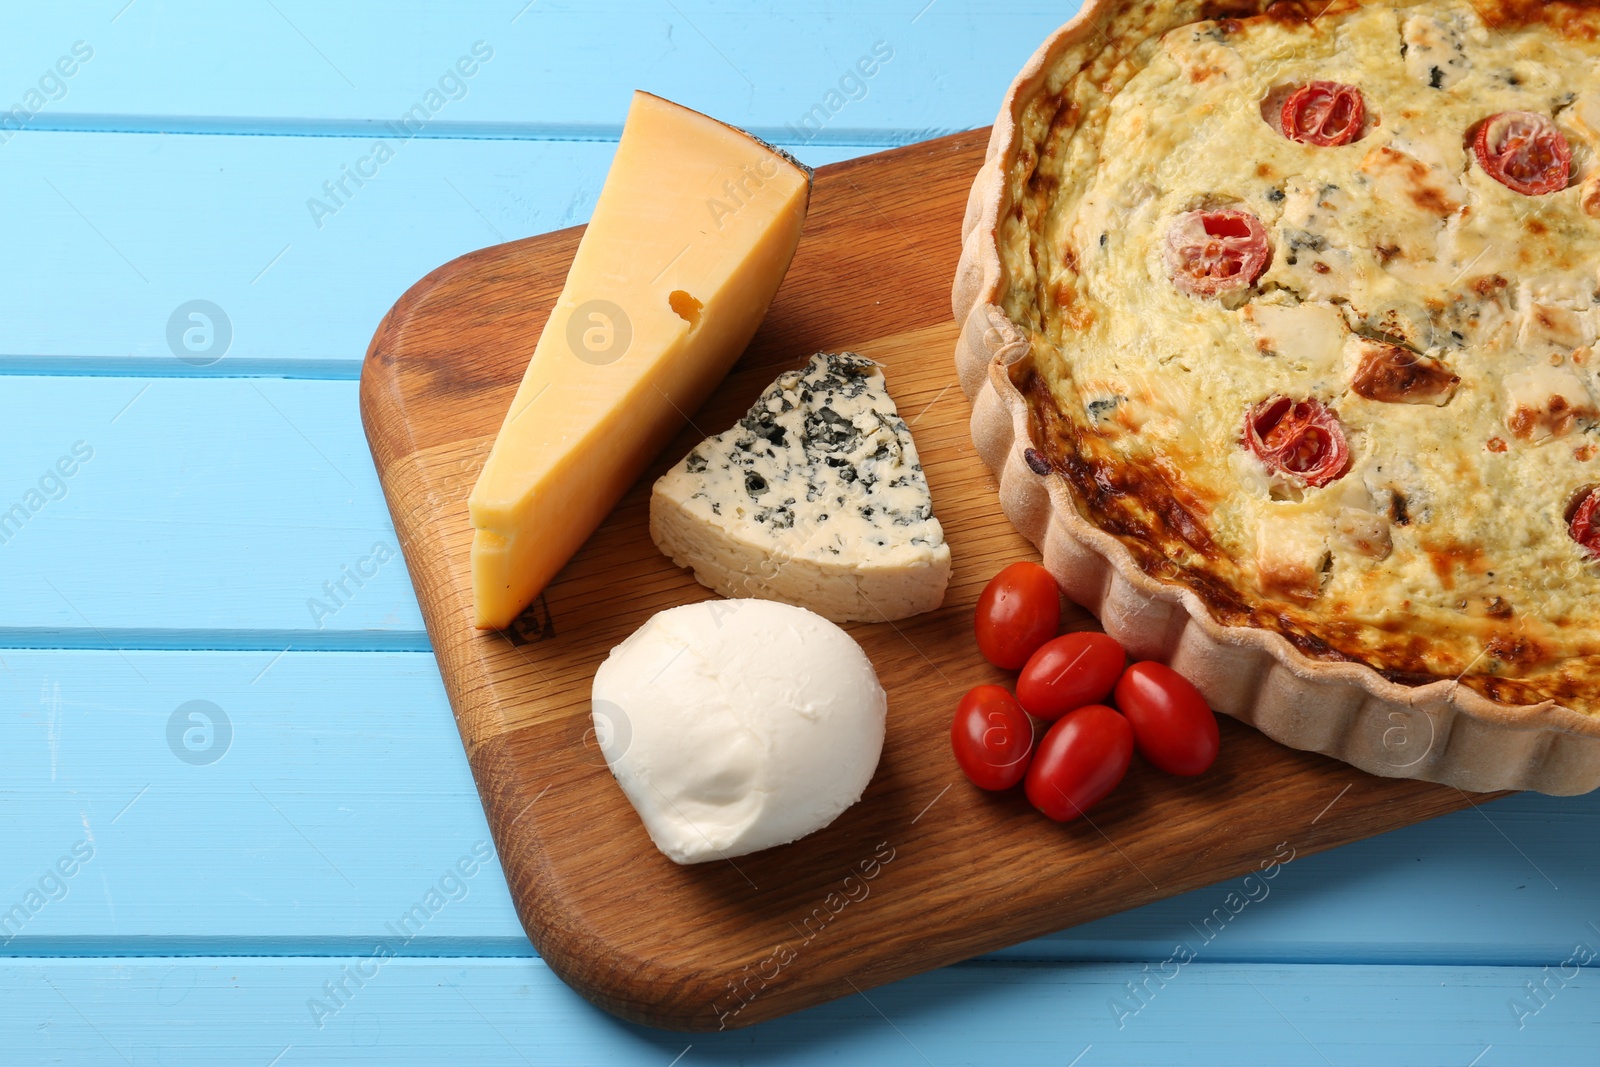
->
[955,0,1600,792]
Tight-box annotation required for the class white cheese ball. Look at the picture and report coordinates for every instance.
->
[591,598,886,865]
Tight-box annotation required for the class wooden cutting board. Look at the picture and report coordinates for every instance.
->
[358,129,1489,1032]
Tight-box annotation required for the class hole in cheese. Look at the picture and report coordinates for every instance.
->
[669,289,703,327]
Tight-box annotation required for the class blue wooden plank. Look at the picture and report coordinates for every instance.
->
[1023,786,1600,966]
[2,2,1069,142]
[2,647,1598,964]
[4,959,1594,1065]
[0,651,522,952]
[0,132,862,372]
[0,376,423,640]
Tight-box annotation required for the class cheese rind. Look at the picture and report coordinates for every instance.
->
[650,353,951,623]
[468,91,811,629]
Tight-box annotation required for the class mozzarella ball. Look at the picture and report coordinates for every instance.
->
[591,598,886,864]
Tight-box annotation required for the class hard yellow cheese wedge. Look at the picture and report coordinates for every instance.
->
[469,90,812,629]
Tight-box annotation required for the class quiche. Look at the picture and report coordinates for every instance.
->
[955,0,1600,793]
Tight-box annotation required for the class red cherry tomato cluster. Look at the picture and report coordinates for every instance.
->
[1168,90,1570,308]
[953,562,1221,821]
[1269,84,1574,198]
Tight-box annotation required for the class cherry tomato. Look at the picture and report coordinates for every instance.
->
[1016,632,1126,721]
[1244,396,1350,488]
[1570,487,1600,559]
[1024,705,1134,822]
[1281,81,1365,147]
[1164,209,1272,298]
[1114,661,1221,777]
[975,562,1062,670]
[951,685,1034,791]
[1473,111,1571,196]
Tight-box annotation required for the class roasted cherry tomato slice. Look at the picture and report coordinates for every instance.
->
[1164,210,1272,298]
[1113,661,1221,777]
[1024,705,1134,822]
[951,685,1035,791]
[1474,111,1571,196]
[1281,81,1365,146]
[1016,632,1127,722]
[975,562,1062,670]
[1245,396,1350,488]
[1570,487,1600,559]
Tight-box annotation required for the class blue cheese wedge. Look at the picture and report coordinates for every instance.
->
[650,352,951,623]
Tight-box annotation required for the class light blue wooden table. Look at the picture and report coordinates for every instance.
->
[2,2,1596,1063]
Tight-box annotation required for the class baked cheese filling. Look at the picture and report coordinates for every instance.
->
[1000,0,1600,710]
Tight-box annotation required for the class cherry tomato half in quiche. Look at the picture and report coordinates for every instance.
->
[1245,396,1350,488]
[951,685,1035,791]
[1164,210,1273,298]
[1024,705,1135,822]
[1281,81,1366,147]
[1473,111,1571,196]
[1016,632,1127,721]
[975,562,1063,669]
[1113,661,1221,777]
[1569,487,1600,559]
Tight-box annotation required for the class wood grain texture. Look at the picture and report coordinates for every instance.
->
[359,130,1493,1032]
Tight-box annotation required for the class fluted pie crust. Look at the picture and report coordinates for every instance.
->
[954,0,1600,793]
